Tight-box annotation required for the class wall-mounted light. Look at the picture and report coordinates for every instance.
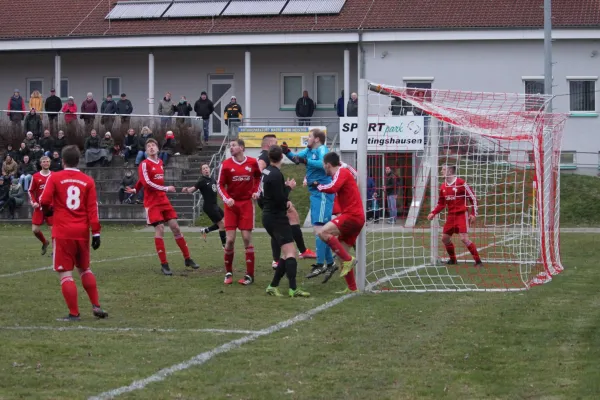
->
[591,50,598,58]
[381,51,389,59]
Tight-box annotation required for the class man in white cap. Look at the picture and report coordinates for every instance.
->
[223,95,243,139]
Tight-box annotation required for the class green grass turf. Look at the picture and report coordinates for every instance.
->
[0,226,598,399]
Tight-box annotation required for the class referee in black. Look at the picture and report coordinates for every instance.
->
[182,164,226,248]
[256,145,310,298]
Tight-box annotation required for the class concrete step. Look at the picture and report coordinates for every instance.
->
[0,218,194,225]
[80,167,186,181]
[94,179,198,192]
[2,204,195,221]
[97,192,195,206]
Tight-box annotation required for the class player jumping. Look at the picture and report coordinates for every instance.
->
[217,139,262,285]
[258,145,310,298]
[126,138,199,276]
[182,164,226,249]
[257,134,316,268]
[281,129,335,280]
[316,152,365,294]
[29,155,52,255]
[427,164,482,266]
[39,145,108,321]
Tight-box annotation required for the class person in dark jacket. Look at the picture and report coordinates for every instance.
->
[80,92,98,133]
[159,130,176,166]
[174,96,192,132]
[45,88,62,134]
[385,166,403,224]
[116,93,133,132]
[295,90,315,126]
[50,151,63,172]
[336,90,345,117]
[346,92,358,117]
[30,144,44,170]
[223,96,243,138]
[84,129,106,167]
[0,176,10,212]
[53,130,67,155]
[3,145,18,164]
[158,92,175,131]
[135,126,153,166]
[39,130,55,156]
[194,91,214,143]
[123,128,138,167]
[100,132,116,166]
[18,155,36,191]
[17,143,30,164]
[24,131,37,150]
[7,89,25,136]
[5,179,25,219]
[24,109,43,139]
[118,170,137,204]
[100,94,117,133]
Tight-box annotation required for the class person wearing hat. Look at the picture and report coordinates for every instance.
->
[45,88,63,134]
[24,131,37,150]
[174,96,192,134]
[24,108,43,139]
[194,91,214,143]
[7,89,26,136]
[116,93,133,133]
[100,131,116,166]
[80,92,98,134]
[61,96,78,135]
[100,94,117,133]
[159,130,176,166]
[5,174,25,218]
[223,95,243,139]
[158,91,175,131]
[3,144,18,163]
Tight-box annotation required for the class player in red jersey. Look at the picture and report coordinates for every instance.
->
[39,145,108,322]
[427,164,482,266]
[29,156,53,255]
[126,138,198,276]
[217,139,262,285]
[316,152,365,294]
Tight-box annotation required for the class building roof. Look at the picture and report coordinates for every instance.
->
[1,0,599,40]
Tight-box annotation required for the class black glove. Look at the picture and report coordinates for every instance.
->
[42,206,53,217]
[281,142,290,154]
[92,236,101,250]
[311,181,320,188]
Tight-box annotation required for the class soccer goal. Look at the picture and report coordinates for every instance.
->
[352,79,568,292]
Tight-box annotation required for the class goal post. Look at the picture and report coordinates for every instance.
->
[354,81,568,292]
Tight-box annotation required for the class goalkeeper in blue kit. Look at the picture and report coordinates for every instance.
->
[281,128,336,281]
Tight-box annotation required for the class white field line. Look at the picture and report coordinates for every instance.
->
[0,326,260,335]
[0,251,178,279]
[88,292,359,400]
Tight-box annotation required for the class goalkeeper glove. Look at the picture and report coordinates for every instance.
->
[311,181,320,188]
[281,142,290,154]
[92,235,101,251]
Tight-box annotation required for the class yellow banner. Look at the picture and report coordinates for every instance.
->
[237,126,327,148]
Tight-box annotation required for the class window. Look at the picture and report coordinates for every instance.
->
[404,78,433,101]
[104,77,121,98]
[26,78,43,97]
[568,78,597,112]
[281,73,304,108]
[524,79,545,111]
[314,73,337,108]
[560,151,576,165]
[60,79,69,98]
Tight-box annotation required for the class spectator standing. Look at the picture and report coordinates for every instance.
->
[174,96,192,133]
[100,94,117,134]
[347,92,358,117]
[194,91,214,143]
[159,130,176,165]
[50,151,63,172]
[80,92,98,134]
[29,90,44,113]
[123,128,138,167]
[24,109,43,139]
[18,155,36,191]
[53,130,67,155]
[0,176,9,211]
[45,88,62,134]
[39,130,55,156]
[295,90,315,126]
[2,155,18,182]
[135,127,153,166]
[116,93,133,133]
[100,132,116,166]
[158,92,175,132]
[118,170,136,204]
[61,96,78,136]
[5,179,25,219]
[223,95,243,138]
[17,143,30,163]
[3,145,18,163]
[336,90,345,117]
[84,130,106,167]
[385,166,402,224]
[24,131,37,150]
[7,89,25,136]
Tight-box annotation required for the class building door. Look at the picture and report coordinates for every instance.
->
[208,74,235,136]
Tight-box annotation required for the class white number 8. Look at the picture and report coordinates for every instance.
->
[66,185,81,210]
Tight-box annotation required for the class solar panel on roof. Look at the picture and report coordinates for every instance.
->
[222,0,287,16]
[106,0,171,20]
[281,0,347,15]
[163,0,228,18]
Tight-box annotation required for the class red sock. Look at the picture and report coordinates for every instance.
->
[80,270,100,306]
[154,237,168,264]
[444,242,457,261]
[60,276,79,316]
[34,231,46,244]
[224,249,234,273]
[344,269,357,291]
[245,246,255,277]
[467,242,481,263]
[174,234,190,259]
[326,236,352,262]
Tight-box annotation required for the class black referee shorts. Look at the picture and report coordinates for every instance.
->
[263,214,294,247]
[203,204,224,224]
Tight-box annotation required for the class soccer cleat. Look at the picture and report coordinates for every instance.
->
[238,275,254,285]
[92,306,108,319]
[335,287,359,295]
[56,314,81,322]
[446,259,458,265]
[271,260,279,270]
[305,264,326,279]
[224,273,233,285]
[474,260,484,267]
[266,285,284,297]
[185,258,199,270]
[289,288,310,298]
[298,248,317,259]
[321,262,338,284]
[41,241,49,256]
[340,257,357,278]
[201,228,208,242]
[161,263,173,276]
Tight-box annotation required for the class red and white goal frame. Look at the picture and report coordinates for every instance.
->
[352,79,569,292]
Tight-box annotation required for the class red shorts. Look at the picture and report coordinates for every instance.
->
[443,212,469,235]
[53,238,90,272]
[31,208,53,226]
[145,204,178,226]
[224,199,255,231]
[332,213,365,247]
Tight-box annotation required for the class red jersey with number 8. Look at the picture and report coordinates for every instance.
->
[39,168,101,240]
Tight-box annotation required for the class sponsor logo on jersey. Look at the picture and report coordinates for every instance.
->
[445,196,457,201]
[155,174,164,180]
[232,176,251,182]
[245,166,252,172]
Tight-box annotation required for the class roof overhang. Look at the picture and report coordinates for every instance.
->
[0,28,599,52]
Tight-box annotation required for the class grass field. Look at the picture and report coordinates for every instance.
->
[0,225,599,399]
